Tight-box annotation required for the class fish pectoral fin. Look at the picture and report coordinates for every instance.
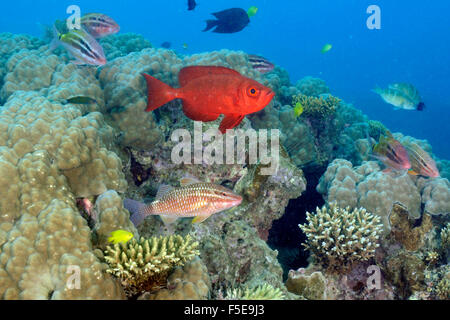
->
[182,102,220,122]
[191,213,211,224]
[219,114,245,133]
[159,215,178,225]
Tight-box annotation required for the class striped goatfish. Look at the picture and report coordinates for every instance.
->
[248,54,275,74]
[123,177,242,226]
[50,25,106,66]
[372,83,425,111]
[81,13,120,38]
[404,142,440,178]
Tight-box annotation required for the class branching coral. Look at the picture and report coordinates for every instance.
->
[104,234,200,296]
[291,93,341,119]
[225,283,285,300]
[299,203,383,272]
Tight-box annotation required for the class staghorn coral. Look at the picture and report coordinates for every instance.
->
[291,93,341,119]
[138,257,211,300]
[225,283,285,300]
[299,203,383,273]
[103,234,199,296]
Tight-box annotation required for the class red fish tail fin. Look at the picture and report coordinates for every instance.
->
[142,73,177,112]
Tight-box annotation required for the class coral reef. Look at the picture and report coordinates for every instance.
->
[285,269,327,299]
[295,76,330,97]
[291,93,341,119]
[299,203,383,272]
[99,33,153,61]
[103,234,199,296]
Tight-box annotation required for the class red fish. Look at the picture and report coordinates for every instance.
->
[142,66,275,133]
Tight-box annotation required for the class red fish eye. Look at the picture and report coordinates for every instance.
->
[247,86,260,97]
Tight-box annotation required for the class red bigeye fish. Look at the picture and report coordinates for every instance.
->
[248,54,275,74]
[123,177,242,226]
[81,13,120,38]
[404,142,440,178]
[372,132,411,172]
[142,66,275,133]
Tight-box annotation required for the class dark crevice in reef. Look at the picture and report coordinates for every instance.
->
[268,166,326,281]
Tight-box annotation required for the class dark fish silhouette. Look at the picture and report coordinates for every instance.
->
[188,0,196,11]
[203,8,250,34]
[161,41,171,49]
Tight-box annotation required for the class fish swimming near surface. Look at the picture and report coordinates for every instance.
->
[161,41,171,49]
[372,83,425,111]
[404,142,440,178]
[187,0,197,11]
[81,13,120,38]
[123,177,243,226]
[203,8,250,34]
[372,132,411,172]
[248,54,275,74]
[50,25,106,66]
[142,65,274,133]
[107,230,134,244]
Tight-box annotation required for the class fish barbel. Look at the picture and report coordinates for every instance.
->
[123,177,242,226]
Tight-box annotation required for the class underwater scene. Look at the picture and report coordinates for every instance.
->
[0,0,449,301]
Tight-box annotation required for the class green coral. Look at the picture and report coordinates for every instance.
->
[299,203,383,273]
[291,93,341,119]
[104,234,200,296]
[225,283,285,300]
[285,270,327,300]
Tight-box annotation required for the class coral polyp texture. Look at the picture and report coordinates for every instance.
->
[225,283,285,300]
[299,203,383,272]
[103,234,200,296]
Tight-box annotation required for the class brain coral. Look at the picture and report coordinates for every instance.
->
[317,159,422,232]
[99,33,153,61]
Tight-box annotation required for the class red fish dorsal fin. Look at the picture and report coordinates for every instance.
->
[179,66,241,86]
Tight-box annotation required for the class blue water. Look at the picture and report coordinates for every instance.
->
[2,0,449,158]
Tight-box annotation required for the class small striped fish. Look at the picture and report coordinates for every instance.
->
[248,54,275,74]
[372,132,411,171]
[124,177,242,226]
[81,13,120,38]
[405,142,440,178]
[51,25,106,66]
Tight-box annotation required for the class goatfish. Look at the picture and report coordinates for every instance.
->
[50,25,106,66]
[248,54,275,74]
[81,13,120,38]
[107,230,134,244]
[372,83,425,111]
[372,131,411,172]
[404,142,440,178]
[123,177,243,226]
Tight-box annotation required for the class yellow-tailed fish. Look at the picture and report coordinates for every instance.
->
[50,25,106,66]
[123,177,242,226]
[66,96,98,104]
[247,6,258,17]
[321,43,332,53]
[372,83,425,111]
[108,230,134,244]
[294,101,304,117]
[404,142,440,177]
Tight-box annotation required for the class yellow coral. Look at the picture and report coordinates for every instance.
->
[104,234,200,296]
[291,93,340,119]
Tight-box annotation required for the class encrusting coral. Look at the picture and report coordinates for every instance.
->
[299,203,383,273]
[285,269,327,300]
[103,234,200,296]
